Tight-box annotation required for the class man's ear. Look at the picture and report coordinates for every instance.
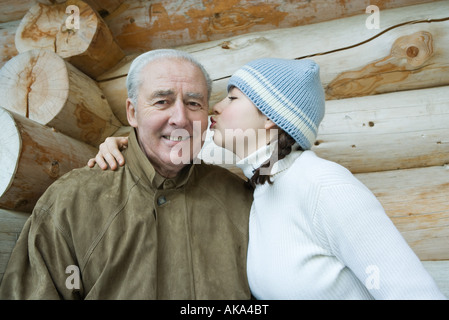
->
[126,98,138,128]
[264,119,277,130]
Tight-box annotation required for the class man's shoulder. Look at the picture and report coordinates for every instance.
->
[49,164,126,193]
[34,164,134,215]
[27,164,137,266]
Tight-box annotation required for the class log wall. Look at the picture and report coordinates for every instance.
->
[0,0,448,295]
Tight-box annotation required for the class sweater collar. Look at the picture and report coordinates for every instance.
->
[236,144,272,179]
[236,143,303,179]
[126,129,194,190]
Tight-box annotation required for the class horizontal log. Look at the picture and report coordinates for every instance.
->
[356,165,449,261]
[207,14,449,107]
[103,0,437,54]
[317,21,449,100]
[0,49,121,146]
[0,0,36,23]
[0,107,98,213]
[0,208,30,284]
[0,209,29,234]
[174,1,449,84]
[15,0,125,79]
[97,1,449,122]
[83,0,124,17]
[313,86,449,173]
[422,261,449,298]
[98,73,130,125]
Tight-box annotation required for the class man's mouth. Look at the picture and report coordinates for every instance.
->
[163,135,190,142]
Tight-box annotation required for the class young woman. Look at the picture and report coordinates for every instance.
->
[89,58,445,299]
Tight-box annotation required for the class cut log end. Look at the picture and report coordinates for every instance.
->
[15,1,94,57]
[0,108,21,200]
[0,49,69,124]
[0,109,98,212]
[0,49,121,146]
[15,0,125,79]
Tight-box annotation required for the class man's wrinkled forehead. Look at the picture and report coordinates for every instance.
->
[144,58,202,79]
[140,59,208,99]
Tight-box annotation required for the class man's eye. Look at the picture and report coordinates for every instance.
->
[188,102,202,109]
[228,96,237,101]
[154,100,170,108]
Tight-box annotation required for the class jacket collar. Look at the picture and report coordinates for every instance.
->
[126,129,194,190]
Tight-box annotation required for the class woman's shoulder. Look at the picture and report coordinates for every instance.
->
[293,150,357,186]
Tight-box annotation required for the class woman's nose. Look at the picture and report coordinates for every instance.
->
[212,99,225,114]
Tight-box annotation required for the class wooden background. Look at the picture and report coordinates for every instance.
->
[0,0,448,297]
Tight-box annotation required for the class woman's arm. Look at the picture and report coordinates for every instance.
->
[87,136,129,170]
[315,180,445,299]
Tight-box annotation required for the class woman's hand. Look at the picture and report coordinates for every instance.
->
[87,136,129,170]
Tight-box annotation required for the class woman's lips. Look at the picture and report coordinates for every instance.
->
[209,117,217,129]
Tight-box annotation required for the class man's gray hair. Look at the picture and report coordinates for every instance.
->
[126,49,213,106]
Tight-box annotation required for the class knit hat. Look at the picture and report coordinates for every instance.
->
[227,58,325,150]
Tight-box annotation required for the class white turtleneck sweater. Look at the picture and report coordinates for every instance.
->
[237,146,445,300]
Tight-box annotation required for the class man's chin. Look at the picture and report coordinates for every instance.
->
[165,145,194,166]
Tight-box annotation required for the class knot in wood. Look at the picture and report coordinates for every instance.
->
[221,41,231,49]
[406,46,419,58]
[391,31,433,67]
[49,160,60,178]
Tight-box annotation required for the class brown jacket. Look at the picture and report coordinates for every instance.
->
[0,130,253,299]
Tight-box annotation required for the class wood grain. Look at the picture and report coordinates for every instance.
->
[0,20,20,69]
[0,108,97,213]
[0,49,121,146]
[96,2,449,122]
[15,0,125,79]
[103,0,438,54]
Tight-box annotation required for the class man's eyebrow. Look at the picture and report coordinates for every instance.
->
[151,90,175,98]
[186,92,205,100]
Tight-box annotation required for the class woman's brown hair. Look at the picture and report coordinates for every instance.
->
[247,129,303,188]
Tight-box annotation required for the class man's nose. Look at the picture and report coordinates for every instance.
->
[168,99,189,127]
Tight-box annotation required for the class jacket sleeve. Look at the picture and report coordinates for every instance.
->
[0,206,82,300]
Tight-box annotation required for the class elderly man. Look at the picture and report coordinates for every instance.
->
[0,50,253,299]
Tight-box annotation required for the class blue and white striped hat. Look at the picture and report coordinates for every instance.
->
[228,58,325,150]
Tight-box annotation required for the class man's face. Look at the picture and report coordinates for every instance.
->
[126,58,209,178]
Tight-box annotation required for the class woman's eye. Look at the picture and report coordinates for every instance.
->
[228,96,237,101]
